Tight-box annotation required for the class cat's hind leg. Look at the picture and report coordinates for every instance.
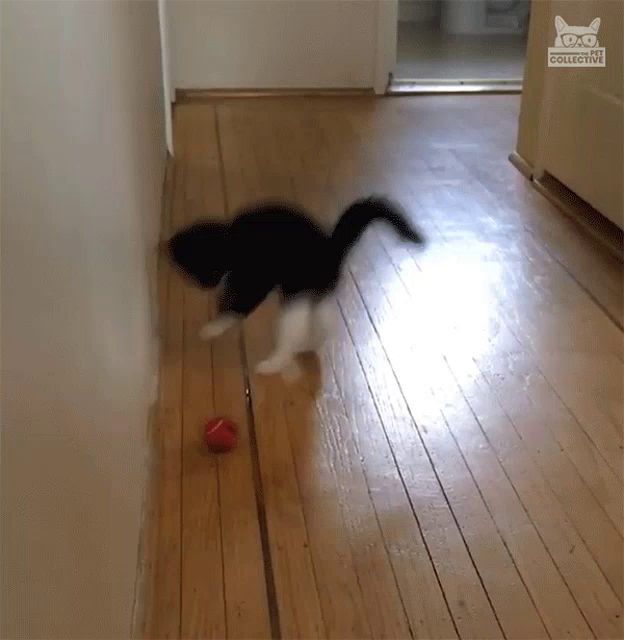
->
[256,298,312,376]
[310,295,336,348]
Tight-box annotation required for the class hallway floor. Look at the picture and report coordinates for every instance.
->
[145,95,623,639]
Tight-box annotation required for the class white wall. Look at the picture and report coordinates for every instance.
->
[169,0,378,89]
[1,1,165,637]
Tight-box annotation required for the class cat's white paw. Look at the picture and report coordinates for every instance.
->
[198,323,223,341]
[255,358,283,375]
[256,358,302,381]
[198,315,236,341]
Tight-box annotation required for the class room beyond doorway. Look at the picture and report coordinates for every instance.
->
[392,0,529,93]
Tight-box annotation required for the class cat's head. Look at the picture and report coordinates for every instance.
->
[166,221,231,288]
[554,16,600,48]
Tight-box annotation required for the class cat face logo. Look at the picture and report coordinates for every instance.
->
[548,15,606,67]
[555,16,600,48]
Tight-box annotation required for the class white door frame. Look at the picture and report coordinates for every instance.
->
[158,0,173,155]
[374,0,398,94]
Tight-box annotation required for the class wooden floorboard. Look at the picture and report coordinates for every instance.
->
[147,95,623,640]
[218,106,328,640]
[183,105,272,640]
[145,114,184,640]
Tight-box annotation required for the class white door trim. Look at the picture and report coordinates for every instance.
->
[374,0,398,95]
[158,0,173,155]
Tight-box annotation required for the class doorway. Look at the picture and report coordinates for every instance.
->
[391,0,529,92]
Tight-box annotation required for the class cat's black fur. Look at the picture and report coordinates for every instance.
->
[167,196,423,318]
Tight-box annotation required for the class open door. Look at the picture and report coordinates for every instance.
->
[536,0,623,227]
[386,0,530,93]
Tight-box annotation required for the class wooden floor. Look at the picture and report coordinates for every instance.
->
[144,95,623,640]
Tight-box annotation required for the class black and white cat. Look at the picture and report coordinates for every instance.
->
[167,197,423,376]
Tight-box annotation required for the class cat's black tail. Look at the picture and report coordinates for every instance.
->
[331,196,424,256]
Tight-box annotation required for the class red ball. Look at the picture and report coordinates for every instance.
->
[204,417,238,453]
